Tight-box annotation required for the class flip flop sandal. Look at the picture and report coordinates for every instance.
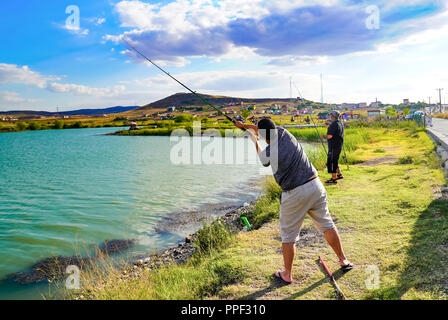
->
[274,271,292,285]
[337,174,344,180]
[325,179,338,184]
[340,262,354,272]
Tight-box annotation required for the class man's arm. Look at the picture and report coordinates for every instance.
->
[234,121,264,157]
[234,121,258,134]
[322,122,335,140]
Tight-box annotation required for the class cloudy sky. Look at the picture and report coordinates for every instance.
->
[1,0,447,111]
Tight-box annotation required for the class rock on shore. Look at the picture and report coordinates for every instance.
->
[124,203,255,279]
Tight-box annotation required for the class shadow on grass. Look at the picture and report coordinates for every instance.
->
[365,198,448,299]
[238,274,293,300]
[239,258,351,300]
[285,258,350,300]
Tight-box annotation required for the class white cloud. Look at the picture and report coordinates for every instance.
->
[105,0,448,67]
[47,83,126,96]
[349,3,448,56]
[0,91,26,103]
[0,63,59,88]
[131,68,323,99]
[268,55,329,67]
[60,22,89,36]
[96,18,106,25]
[0,63,128,100]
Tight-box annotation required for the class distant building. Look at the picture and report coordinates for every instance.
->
[370,101,381,108]
[342,103,357,109]
[167,106,176,112]
[403,99,410,105]
[358,103,368,109]
[342,102,368,109]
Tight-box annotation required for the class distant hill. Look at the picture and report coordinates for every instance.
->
[136,93,298,112]
[0,106,140,118]
[59,106,139,116]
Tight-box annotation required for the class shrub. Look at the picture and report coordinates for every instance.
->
[398,155,414,164]
[28,122,41,130]
[71,121,83,129]
[193,219,233,256]
[174,114,194,123]
[16,122,27,131]
[53,120,64,129]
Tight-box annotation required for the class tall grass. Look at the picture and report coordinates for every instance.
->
[432,113,448,119]
[243,177,281,229]
[67,215,244,300]
[193,219,234,257]
[287,126,372,169]
[288,127,327,142]
[347,119,422,130]
[305,146,328,170]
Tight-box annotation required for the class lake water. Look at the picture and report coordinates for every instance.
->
[0,127,273,299]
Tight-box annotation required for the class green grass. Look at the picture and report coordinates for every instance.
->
[68,127,447,300]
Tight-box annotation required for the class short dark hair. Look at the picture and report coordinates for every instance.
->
[257,118,276,141]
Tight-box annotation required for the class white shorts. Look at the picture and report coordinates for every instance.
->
[279,178,335,243]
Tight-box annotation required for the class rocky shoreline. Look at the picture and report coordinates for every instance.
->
[121,202,255,280]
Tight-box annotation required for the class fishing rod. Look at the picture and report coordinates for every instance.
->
[341,119,350,170]
[309,107,328,155]
[319,256,347,300]
[292,83,327,155]
[122,39,244,130]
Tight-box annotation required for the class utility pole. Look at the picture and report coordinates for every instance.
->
[437,88,444,113]
[290,77,292,100]
[320,73,324,104]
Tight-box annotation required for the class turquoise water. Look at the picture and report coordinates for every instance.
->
[0,127,269,299]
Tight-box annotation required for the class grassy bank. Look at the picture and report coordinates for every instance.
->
[0,118,130,133]
[68,125,447,300]
[433,113,448,120]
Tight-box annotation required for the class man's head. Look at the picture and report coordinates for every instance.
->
[257,118,276,143]
[330,111,341,122]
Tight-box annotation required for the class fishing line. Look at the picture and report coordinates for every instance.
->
[309,108,328,155]
[122,38,244,130]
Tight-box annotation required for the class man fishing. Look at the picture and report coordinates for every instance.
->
[321,111,344,184]
[124,40,354,284]
[235,118,353,284]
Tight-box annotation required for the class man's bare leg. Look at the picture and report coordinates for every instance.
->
[324,227,352,266]
[279,242,295,282]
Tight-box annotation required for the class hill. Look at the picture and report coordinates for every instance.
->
[135,92,298,112]
[0,106,139,119]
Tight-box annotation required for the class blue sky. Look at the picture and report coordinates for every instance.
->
[0,0,447,111]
